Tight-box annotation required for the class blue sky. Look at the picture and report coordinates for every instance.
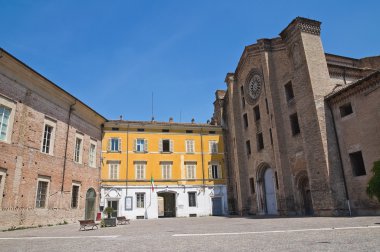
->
[1,1,379,123]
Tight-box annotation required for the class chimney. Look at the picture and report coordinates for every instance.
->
[169,117,174,123]
[191,118,195,124]
[119,115,123,120]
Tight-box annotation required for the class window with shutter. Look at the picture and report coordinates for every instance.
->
[170,140,173,152]
[144,139,148,152]
[159,139,163,152]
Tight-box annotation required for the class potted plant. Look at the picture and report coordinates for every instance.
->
[103,207,116,227]
[104,207,114,219]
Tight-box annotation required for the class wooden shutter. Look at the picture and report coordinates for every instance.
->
[170,140,174,152]
[208,164,213,179]
[118,138,121,151]
[107,139,111,151]
[144,139,148,152]
[217,165,222,179]
[134,139,137,151]
[159,139,163,152]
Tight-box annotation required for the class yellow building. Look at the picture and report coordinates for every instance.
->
[100,119,227,219]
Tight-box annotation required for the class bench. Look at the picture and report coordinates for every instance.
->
[79,220,99,231]
[116,216,130,225]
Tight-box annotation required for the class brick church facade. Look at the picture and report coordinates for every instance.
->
[213,17,380,216]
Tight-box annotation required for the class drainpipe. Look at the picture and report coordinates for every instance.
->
[326,100,351,216]
[200,128,205,190]
[61,100,76,192]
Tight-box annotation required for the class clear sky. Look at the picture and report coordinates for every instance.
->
[1,1,379,123]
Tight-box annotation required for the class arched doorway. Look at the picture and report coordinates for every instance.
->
[157,191,176,217]
[85,188,96,220]
[298,176,313,216]
[257,164,277,215]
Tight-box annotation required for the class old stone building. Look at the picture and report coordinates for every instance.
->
[0,49,106,227]
[213,17,380,216]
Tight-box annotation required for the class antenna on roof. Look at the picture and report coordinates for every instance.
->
[151,92,154,121]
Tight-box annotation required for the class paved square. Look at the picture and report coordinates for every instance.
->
[0,216,379,251]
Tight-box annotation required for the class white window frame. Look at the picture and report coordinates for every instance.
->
[71,182,81,209]
[188,192,197,207]
[135,138,147,153]
[185,140,195,153]
[136,193,145,208]
[89,139,97,168]
[159,139,173,153]
[108,161,120,180]
[74,133,84,164]
[209,163,222,179]
[35,176,50,208]
[185,162,196,179]
[161,162,172,180]
[209,140,218,154]
[40,118,56,155]
[134,161,146,180]
[108,138,121,152]
[0,95,16,143]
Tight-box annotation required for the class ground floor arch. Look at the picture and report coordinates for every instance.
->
[157,191,176,217]
[295,171,313,216]
[256,164,278,215]
[85,188,96,220]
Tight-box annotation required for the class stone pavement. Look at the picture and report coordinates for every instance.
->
[0,216,379,252]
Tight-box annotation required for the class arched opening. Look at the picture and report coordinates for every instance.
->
[299,177,313,216]
[85,188,96,220]
[157,191,176,217]
[256,164,277,215]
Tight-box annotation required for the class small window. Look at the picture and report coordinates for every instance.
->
[161,162,172,179]
[0,170,6,206]
[249,178,255,194]
[135,138,147,152]
[136,193,145,208]
[243,114,248,128]
[137,128,145,132]
[246,140,251,155]
[111,127,119,131]
[89,141,97,168]
[242,97,246,108]
[0,105,11,142]
[162,129,170,133]
[185,162,196,179]
[240,86,244,95]
[74,135,83,163]
[290,113,300,135]
[339,103,353,118]
[41,124,54,154]
[209,140,218,154]
[36,178,50,208]
[186,140,195,153]
[257,133,264,150]
[71,184,80,208]
[265,98,269,114]
[162,139,171,152]
[349,151,366,176]
[209,131,216,134]
[135,162,146,180]
[186,130,193,134]
[209,164,222,179]
[188,192,196,207]
[109,138,121,152]
[285,81,295,101]
[253,105,260,121]
[109,162,120,179]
